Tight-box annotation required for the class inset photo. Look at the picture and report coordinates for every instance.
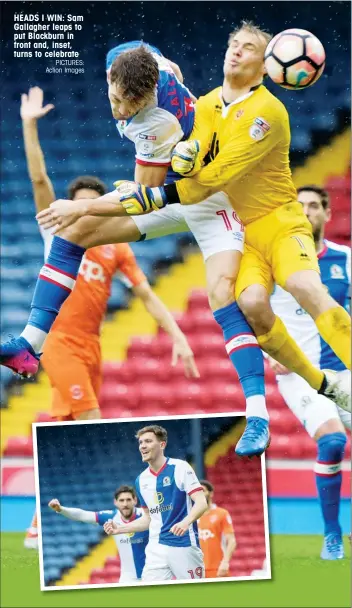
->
[33,414,270,590]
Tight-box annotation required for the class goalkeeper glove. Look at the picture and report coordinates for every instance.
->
[171,140,201,175]
[114,181,167,215]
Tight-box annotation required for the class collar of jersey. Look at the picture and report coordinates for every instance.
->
[120,508,138,524]
[149,457,169,476]
[116,115,135,137]
[218,85,260,117]
[317,241,329,259]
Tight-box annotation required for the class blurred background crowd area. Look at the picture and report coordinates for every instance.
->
[0,2,350,584]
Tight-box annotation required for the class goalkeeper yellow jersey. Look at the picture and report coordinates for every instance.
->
[175,84,298,225]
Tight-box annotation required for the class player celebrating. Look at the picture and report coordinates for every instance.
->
[104,425,207,581]
[198,480,236,578]
[2,44,268,456]
[51,22,351,455]
[48,485,148,582]
[268,185,351,560]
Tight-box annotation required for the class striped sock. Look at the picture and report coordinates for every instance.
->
[21,236,85,352]
[315,432,346,535]
[213,301,268,420]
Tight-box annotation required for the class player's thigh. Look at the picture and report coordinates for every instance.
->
[182,192,244,262]
[235,244,273,300]
[62,215,141,248]
[141,543,173,582]
[132,204,189,240]
[277,372,342,438]
[42,333,99,417]
[272,230,319,289]
[168,546,205,581]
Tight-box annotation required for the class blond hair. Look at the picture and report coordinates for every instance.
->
[228,20,272,47]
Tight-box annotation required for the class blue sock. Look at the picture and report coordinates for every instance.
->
[24,236,85,347]
[315,432,346,536]
[213,301,267,418]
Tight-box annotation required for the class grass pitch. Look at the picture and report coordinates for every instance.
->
[1,533,350,608]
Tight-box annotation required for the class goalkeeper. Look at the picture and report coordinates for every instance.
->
[13,24,352,456]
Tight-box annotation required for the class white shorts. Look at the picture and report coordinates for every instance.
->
[132,192,244,261]
[277,370,351,438]
[142,541,205,582]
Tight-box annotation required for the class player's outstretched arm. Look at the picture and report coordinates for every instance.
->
[21,87,56,213]
[217,533,236,577]
[103,510,151,536]
[170,490,207,536]
[48,498,97,524]
[132,281,200,379]
[36,189,129,233]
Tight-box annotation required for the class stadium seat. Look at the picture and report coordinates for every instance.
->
[3,436,33,457]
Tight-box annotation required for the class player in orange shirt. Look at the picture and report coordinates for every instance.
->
[198,480,236,578]
[21,87,198,547]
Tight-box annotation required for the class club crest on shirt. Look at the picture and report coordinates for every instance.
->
[162,476,171,487]
[330,264,344,279]
[235,109,244,119]
[117,120,127,138]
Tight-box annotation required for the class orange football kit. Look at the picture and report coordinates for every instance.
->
[198,505,235,578]
[41,244,145,419]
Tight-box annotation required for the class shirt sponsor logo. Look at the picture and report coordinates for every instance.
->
[155,491,164,505]
[149,503,173,515]
[79,258,106,283]
[138,133,157,141]
[198,528,215,541]
[249,117,270,141]
[254,117,270,132]
[120,536,146,544]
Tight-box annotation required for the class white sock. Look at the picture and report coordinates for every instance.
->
[246,395,269,421]
[20,326,47,353]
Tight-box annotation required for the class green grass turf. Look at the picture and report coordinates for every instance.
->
[1,533,350,608]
